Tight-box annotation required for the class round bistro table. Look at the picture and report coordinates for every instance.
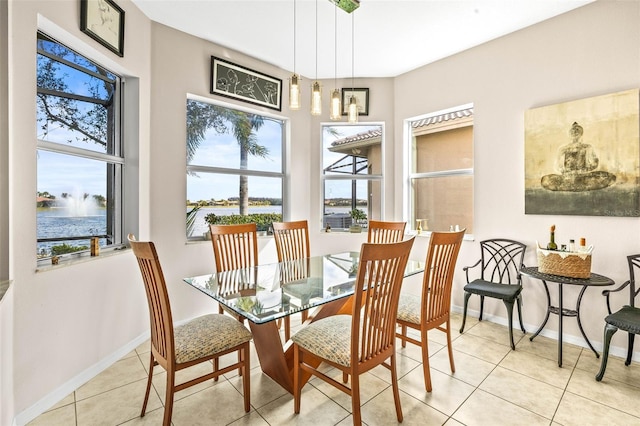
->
[520,266,614,367]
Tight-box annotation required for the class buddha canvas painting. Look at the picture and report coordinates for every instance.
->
[524,89,640,216]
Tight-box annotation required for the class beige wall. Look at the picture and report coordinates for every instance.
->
[394,0,640,353]
[2,0,639,424]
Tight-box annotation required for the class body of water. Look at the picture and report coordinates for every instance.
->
[37,205,355,256]
[37,208,107,256]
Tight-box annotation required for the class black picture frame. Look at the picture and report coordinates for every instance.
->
[80,0,125,57]
[211,57,283,111]
[341,88,369,116]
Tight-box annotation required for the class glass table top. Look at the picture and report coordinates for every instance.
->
[184,251,425,324]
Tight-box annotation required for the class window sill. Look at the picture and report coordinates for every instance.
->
[35,246,129,273]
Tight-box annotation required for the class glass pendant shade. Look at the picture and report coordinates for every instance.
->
[311,81,322,115]
[348,96,358,123]
[289,74,301,110]
[330,89,341,120]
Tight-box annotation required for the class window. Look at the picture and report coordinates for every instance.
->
[406,105,474,234]
[322,124,384,231]
[186,98,286,239]
[36,32,123,262]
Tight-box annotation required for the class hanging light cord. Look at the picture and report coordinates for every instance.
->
[334,3,337,88]
[293,0,296,74]
[315,0,318,81]
[351,12,355,91]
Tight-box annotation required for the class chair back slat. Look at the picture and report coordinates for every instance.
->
[210,224,259,272]
[479,239,526,285]
[367,220,407,244]
[273,220,310,262]
[423,230,465,326]
[352,237,415,365]
[128,234,174,364]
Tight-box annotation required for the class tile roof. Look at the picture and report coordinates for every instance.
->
[411,108,473,129]
[331,129,383,147]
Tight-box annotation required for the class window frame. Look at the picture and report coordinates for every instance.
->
[404,104,474,236]
[36,31,125,265]
[320,122,385,232]
[185,95,288,240]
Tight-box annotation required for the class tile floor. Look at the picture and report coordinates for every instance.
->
[28,313,640,426]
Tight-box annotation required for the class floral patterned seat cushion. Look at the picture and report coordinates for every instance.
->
[174,314,252,364]
[291,315,353,367]
[396,293,421,325]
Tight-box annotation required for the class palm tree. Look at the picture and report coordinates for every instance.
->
[186,100,269,215]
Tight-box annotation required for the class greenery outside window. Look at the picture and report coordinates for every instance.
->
[406,104,474,235]
[36,32,123,262]
[322,124,384,231]
[186,98,286,239]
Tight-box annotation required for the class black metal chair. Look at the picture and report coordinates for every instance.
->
[460,239,527,349]
[595,254,640,381]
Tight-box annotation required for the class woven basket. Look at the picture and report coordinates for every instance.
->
[536,245,591,279]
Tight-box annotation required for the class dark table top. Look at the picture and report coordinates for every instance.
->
[520,266,614,286]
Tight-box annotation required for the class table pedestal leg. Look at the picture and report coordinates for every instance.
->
[248,296,350,394]
[576,285,600,357]
[558,283,563,367]
[530,279,552,341]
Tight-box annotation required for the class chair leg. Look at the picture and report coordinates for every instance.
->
[479,295,485,321]
[446,319,455,374]
[242,343,251,412]
[516,295,526,333]
[390,352,403,423]
[214,357,219,382]
[460,292,471,333]
[626,333,635,366]
[401,324,407,348]
[351,369,362,426]
[421,329,432,392]
[140,352,154,417]
[504,300,516,350]
[596,323,618,381]
[163,370,175,426]
[293,344,301,414]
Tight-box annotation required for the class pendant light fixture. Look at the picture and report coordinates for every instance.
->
[288,0,300,110]
[329,3,342,120]
[347,12,358,123]
[310,0,322,115]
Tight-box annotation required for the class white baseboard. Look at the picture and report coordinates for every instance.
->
[451,305,639,362]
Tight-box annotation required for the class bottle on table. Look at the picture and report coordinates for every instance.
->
[569,239,575,252]
[547,225,558,250]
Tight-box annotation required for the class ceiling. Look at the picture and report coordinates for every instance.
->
[131,0,593,79]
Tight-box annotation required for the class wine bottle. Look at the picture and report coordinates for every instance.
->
[547,225,557,250]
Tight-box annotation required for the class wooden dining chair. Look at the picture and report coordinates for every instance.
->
[367,220,407,244]
[128,234,251,426]
[292,237,415,426]
[272,220,312,340]
[396,229,465,392]
[209,223,259,319]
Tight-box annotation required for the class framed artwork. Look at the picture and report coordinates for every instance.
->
[342,88,369,116]
[524,89,640,217]
[210,57,282,111]
[80,0,125,57]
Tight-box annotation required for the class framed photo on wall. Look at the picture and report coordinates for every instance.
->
[342,88,369,116]
[80,0,125,57]
[211,57,283,111]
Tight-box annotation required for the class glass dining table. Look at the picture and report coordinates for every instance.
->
[183,251,424,394]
